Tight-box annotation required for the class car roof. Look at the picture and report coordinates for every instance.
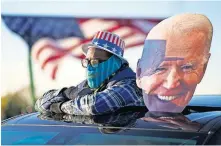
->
[188,95,221,107]
[2,107,221,134]
[2,95,221,145]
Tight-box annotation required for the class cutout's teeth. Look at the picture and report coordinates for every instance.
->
[158,95,178,101]
[160,117,175,119]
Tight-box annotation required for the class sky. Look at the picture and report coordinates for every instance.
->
[1,1,221,97]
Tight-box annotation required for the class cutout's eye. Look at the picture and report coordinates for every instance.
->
[181,64,194,72]
[154,67,167,74]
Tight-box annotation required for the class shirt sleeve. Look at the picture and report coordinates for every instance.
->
[61,79,144,115]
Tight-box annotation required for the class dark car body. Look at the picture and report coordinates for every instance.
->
[2,95,221,145]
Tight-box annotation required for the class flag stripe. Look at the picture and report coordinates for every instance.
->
[41,54,65,69]
[51,65,58,80]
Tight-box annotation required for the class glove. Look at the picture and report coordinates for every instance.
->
[50,102,64,113]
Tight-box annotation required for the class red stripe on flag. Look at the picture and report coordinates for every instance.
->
[51,65,58,80]
[35,44,62,60]
[76,54,85,59]
[41,54,64,69]
[118,31,136,40]
[104,24,121,33]
[77,18,91,24]
[35,37,93,62]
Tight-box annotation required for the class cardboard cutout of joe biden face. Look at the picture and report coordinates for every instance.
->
[136,13,213,113]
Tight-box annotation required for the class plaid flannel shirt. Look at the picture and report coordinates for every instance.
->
[35,68,144,115]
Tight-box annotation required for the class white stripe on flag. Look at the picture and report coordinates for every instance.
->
[58,37,81,48]
[124,33,146,47]
[71,45,85,56]
[80,19,118,38]
[32,38,57,60]
[57,38,84,56]
[112,26,133,37]
[37,48,55,66]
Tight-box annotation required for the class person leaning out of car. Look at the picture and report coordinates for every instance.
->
[35,31,144,115]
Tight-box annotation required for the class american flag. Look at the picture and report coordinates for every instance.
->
[2,15,163,80]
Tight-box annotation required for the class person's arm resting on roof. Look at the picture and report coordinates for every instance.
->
[35,86,77,113]
[35,80,87,113]
[61,79,144,115]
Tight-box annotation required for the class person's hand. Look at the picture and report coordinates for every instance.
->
[50,102,64,113]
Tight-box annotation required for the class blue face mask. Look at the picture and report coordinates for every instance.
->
[87,55,122,89]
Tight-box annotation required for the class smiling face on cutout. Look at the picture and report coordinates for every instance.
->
[136,13,213,112]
